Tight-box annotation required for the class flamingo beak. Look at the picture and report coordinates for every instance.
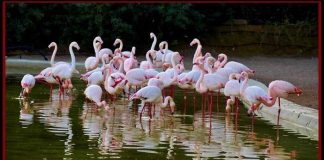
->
[295,88,302,96]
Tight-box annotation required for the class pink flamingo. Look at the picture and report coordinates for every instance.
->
[125,68,159,94]
[103,56,128,100]
[35,41,79,96]
[147,78,164,90]
[131,86,176,118]
[113,38,131,60]
[255,80,302,125]
[149,32,164,68]
[215,53,255,75]
[84,36,103,72]
[52,41,79,98]
[239,72,273,116]
[140,49,156,69]
[159,41,184,71]
[84,84,109,110]
[124,47,139,73]
[195,56,227,113]
[20,74,36,97]
[98,39,113,62]
[190,38,203,67]
[81,54,110,86]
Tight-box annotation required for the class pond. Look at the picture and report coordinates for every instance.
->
[6,74,318,159]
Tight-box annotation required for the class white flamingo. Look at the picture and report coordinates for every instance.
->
[113,38,131,60]
[52,41,79,98]
[84,84,109,110]
[140,49,156,69]
[84,36,103,72]
[224,73,242,112]
[131,86,176,116]
[20,74,36,97]
[124,47,139,72]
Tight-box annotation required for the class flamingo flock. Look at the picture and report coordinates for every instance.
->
[20,33,302,124]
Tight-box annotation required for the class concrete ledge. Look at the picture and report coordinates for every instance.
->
[240,79,318,141]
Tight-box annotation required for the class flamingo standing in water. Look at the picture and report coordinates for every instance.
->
[239,71,273,116]
[131,86,176,119]
[224,73,243,116]
[84,84,109,110]
[124,47,139,72]
[84,36,103,72]
[20,74,36,97]
[52,41,79,98]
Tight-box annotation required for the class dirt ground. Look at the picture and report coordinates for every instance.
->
[6,54,319,109]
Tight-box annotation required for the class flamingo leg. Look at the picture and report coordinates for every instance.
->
[217,89,220,112]
[184,89,187,115]
[235,97,239,120]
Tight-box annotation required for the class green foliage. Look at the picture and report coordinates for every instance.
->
[6,3,317,55]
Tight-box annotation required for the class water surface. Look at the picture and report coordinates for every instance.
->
[6,74,318,159]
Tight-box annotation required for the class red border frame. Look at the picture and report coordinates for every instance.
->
[2,1,321,160]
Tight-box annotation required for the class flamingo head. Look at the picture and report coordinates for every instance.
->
[130,93,140,100]
[95,36,103,44]
[217,53,226,61]
[113,38,121,46]
[71,42,80,50]
[48,42,56,48]
[294,87,303,96]
[190,38,200,46]
[150,32,155,38]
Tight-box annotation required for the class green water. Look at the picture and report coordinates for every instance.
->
[6,74,318,160]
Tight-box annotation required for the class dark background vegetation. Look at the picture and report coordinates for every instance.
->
[6,3,318,57]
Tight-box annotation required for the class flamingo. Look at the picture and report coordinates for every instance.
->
[239,72,273,116]
[113,38,131,60]
[158,41,184,71]
[98,38,113,62]
[20,74,36,97]
[125,68,159,94]
[215,53,255,75]
[124,47,139,73]
[130,86,176,118]
[81,53,110,86]
[103,56,127,100]
[84,84,109,110]
[84,36,103,72]
[149,32,164,68]
[255,80,302,125]
[195,56,228,112]
[147,78,164,90]
[140,49,156,69]
[52,41,79,98]
[224,73,243,115]
[190,38,203,66]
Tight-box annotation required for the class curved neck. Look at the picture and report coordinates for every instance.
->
[217,54,228,70]
[116,39,123,51]
[163,42,168,53]
[50,43,57,67]
[146,51,154,67]
[240,76,248,96]
[171,52,178,69]
[192,44,202,64]
[69,44,76,71]
[195,68,207,93]
[150,34,157,50]
[262,89,278,107]
[115,57,124,73]
[162,96,172,108]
